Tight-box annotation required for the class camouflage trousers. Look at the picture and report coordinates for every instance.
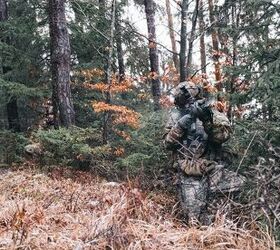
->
[178,166,245,223]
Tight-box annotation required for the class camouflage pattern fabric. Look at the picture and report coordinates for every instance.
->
[208,166,246,194]
[178,174,208,220]
[164,94,245,223]
[178,165,245,222]
[204,109,232,145]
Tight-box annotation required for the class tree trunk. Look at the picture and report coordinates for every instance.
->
[102,0,116,143]
[49,0,75,128]
[7,97,20,131]
[208,0,222,89]
[227,1,240,120]
[186,0,199,78]
[144,0,161,111]
[116,15,125,83]
[198,0,206,74]
[165,0,179,71]
[179,0,189,82]
[0,0,8,22]
[0,0,20,131]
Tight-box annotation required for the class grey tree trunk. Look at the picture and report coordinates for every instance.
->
[165,0,179,71]
[144,0,161,111]
[0,0,8,21]
[198,0,206,74]
[179,0,189,82]
[49,0,75,128]
[0,0,20,131]
[186,0,199,78]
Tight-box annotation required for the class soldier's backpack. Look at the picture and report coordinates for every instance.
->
[205,109,232,144]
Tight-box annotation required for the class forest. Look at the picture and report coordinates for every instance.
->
[0,0,279,249]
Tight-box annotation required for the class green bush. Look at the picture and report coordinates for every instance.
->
[114,110,169,176]
[0,130,28,164]
[35,127,105,165]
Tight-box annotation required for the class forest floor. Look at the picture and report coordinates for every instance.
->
[0,164,276,250]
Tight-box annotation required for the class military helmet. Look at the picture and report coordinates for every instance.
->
[174,81,202,107]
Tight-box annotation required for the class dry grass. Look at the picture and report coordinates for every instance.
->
[0,165,275,250]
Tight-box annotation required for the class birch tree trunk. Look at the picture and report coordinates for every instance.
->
[165,0,179,71]
[49,0,75,128]
[179,0,189,82]
[198,0,206,74]
[144,0,161,111]
[186,0,199,78]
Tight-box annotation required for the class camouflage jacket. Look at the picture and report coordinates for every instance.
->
[164,107,232,175]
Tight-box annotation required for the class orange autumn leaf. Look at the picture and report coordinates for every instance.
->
[92,102,140,129]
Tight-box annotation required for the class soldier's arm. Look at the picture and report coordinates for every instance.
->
[164,112,192,150]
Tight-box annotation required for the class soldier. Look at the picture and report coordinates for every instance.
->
[164,82,245,224]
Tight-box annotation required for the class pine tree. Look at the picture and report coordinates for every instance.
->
[186,0,199,78]
[165,0,179,71]
[144,0,161,110]
[0,0,20,131]
[179,0,189,82]
[49,0,75,127]
[198,0,206,74]
[208,0,221,87]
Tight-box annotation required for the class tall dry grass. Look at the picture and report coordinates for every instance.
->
[0,166,275,249]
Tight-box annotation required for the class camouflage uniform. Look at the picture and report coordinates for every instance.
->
[164,82,245,222]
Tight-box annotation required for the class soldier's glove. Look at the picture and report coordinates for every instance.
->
[192,100,213,123]
[177,114,193,130]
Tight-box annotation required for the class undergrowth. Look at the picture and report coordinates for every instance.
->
[0,166,275,249]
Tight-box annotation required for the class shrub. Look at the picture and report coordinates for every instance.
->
[114,110,169,176]
[0,130,28,164]
[34,127,105,166]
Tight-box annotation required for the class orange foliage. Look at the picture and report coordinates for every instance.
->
[160,64,179,89]
[148,71,159,80]
[113,129,132,141]
[148,41,156,49]
[188,74,218,94]
[84,74,134,94]
[234,105,246,119]
[160,95,173,108]
[78,68,104,80]
[81,68,139,142]
[113,147,125,156]
[92,102,139,129]
[137,93,149,101]
[215,101,228,113]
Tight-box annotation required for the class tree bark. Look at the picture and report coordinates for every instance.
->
[0,0,20,131]
[227,1,240,120]
[165,0,179,71]
[208,0,222,89]
[116,15,125,83]
[198,0,206,74]
[49,0,75,128]
[144,0,161,111]
[179,0,189,82]
[186,0,199,78]
[102,0,116,143]
[0,0,8,21]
